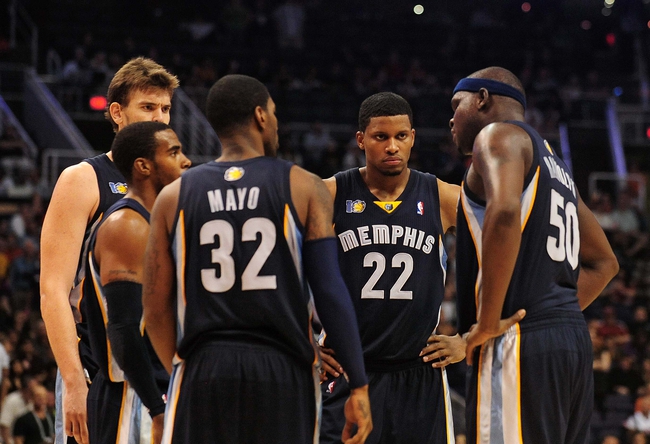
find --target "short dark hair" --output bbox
[105,57,179,132]
[206,74,270,137]
[358,92,413,132]
[111,121,172,182]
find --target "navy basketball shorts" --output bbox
[162,340,320,444]
[465,312,593,444]
[87,372,152,444]
[320,364,455,443]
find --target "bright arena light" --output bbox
[414,4,424,15]
[604,0,615,6]
[521,2,531,13]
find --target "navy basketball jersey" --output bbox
[456,121,581,334]
[328,168,448,367]
[84,198,167,385]
[172,157,317,367]
[74,153,127,378]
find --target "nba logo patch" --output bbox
[109,182,128,194]
[327,381,336,394]
[417,201,424,215]
[224,166,245,181]
[346,200,366,213]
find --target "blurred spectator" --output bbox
[9,238,40,312]
[341,137,364,170]
[61,47,90,85]
[625,396,650,437]
[181,15,216,42]
[598,305,632,347]
[273,0,305,50]
[609,353,645,396]
[2,359,24,403]
[302,122,336,174]
[0,375,34,444]
[611,189,649,258]
[12,383,54,444]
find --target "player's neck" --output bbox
[361,167,410,201]
[217,135,265,161]
[124,186,157,213]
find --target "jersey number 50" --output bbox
[200,218,277,293]
[546,189,580,270]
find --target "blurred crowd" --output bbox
[0,0,649,442]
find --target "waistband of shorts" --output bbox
[517,310,587,333]
[363,357,428,373]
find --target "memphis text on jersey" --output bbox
[338,224,436,254]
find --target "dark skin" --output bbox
[449,72,619,365]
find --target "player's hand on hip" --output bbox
[64,380,89,444]
[342,385,372,444]
[465,309,526,366]
[420,333,466,368]
[319,346,344,380]
[151,413,164,444]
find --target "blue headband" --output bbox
[453,78,526,109]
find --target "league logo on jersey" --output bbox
[346,200,366,213]
[326,380,336,394]
[224,166,245,182]
[108,182,128,194]
[417,201,424,215]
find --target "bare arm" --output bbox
[40,162,98,444]
[437,179,460,234]
[143,180,181,374]
[464,125,528,364]
[575,196,619,309]
[473,125,526,334]
[96,211,149,285]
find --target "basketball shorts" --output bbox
[162,340,320,444]
[320,363,455,443]
[87,372,153,444]
[465,312,593,444]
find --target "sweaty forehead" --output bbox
[366,114,412,132]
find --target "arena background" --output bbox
[1,1,650,442]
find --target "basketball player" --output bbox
[318,92,524,444]
[84,122,190,444]
[40,57,179,444]
[142,74,372,443]
[450,66,619,443]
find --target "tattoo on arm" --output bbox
[358,399,370,418]
[108,269,138,279]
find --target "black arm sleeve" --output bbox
[303,238,368,389]
[104,281,166,417]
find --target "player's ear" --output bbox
[133,157,151,177]
[254,105,266,130]
[356,131,365,151]
[477,88,490,110]
[109,102,124,127]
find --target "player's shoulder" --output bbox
[99,206,149,242]
[58,159,98,186]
